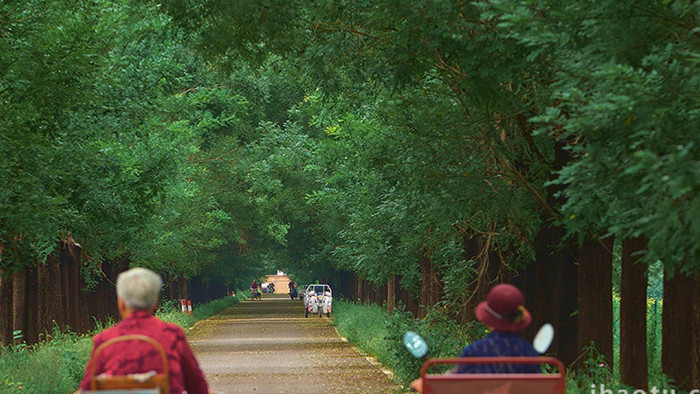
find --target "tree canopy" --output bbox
[2,0,699,300]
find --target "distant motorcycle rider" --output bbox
[288,280,297,300]
[250,280,260,300]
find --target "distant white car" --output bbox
[303,284,332,318]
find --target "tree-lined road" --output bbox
[190,294,397,393]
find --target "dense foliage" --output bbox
[2,0,699,388]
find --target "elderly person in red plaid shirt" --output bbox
[79,268,209,394]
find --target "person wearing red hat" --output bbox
[410,284,539,392]
[453,283,539,374]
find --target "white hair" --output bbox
[116,268,162,310]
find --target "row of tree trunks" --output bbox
[350,275,389,306]
[189,276,229,303]
[1,246,237,347]
[0,243,128,346]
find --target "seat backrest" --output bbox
[87,335,169,394]
[421,357,565,394]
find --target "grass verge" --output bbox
[332,299,482,389]
[0,293,244,393]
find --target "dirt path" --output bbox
[189,293,398,393]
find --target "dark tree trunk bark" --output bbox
[24,267,38,344]
[36,260,51,336]
[578,236,614,368]
[387,275,396,312]
[372,283,387,305]
[355,276,362,302]
[662,268,694,391]
[457,233,480,324]
[691,273,700,390]
[167,273,175,301]
[524,221,579,367]
[178,276,188,301]
[521,140,579,367]
[0,269,13,345]
[49,255,64,327]
[455,234,498,322]
[60,243,81,331]
[462,238,504,325]
[619,236,648,390]
[347,272,358,300]
[11,270,27,344]
[396,275,420,316]
[60,254,71,328]
[418,250,442,318]
[78,273,91,332]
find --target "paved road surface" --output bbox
[189,293,398,393]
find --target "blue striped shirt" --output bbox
[455,331,541,374]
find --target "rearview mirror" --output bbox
[533,323,554,354]
[403,331,428,358]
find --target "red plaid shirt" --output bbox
[80,311,209,394]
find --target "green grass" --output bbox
[333,300,392,365]
[0,293,243,393]
[333,299,483,389]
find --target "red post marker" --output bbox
[180,299,187,313]
[187,300,192,316]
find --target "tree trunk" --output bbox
[524,221,579,367]
[0,270,12,345]
[462,236,504,323]
[11,270,27,344]
[458,234,480,324]
[59,240,81,331]
[178,276,188,301]
[167,273,175,301]
[36,258,58,336]
[387,275,396,312]
[372,282,387,305]
[662,268,694,390]
[522,140,580,367]
[418,250,442,318]
[619,236,648,390]
[691,273,700,390]
[24,267,39,344]
[60,243,81,331]
[49,254,65,328]
[578,236,614,368]
[396,276,420,316]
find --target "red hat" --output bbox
[475,284,532,332]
